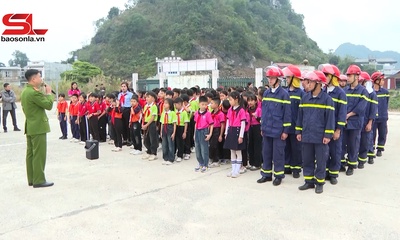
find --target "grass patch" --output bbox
[389,90,400,110]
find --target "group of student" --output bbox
[56,63,390,194]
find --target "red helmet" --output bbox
[314,70,327,84]
[300,71,308,80]
[265,66,284,77]
[359,71,371,82]
[371,71,385,81]
[346,65,362,75]
[331,65,341,77]
[318,64,335,75]
[282,65,301,78]
[339,74,348,81]
[304,71,319,81]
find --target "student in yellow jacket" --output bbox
[20,69,54,188]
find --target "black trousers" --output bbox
[130,122,142,151]
[2,108,18,130]
[189,117,195,148]
[209,127,221,163]
[144,122,158,155]
[88,116,100,141]
[175,126,185,158]
[241,132,249,166]
[98,115,108,142]
[122,108,131,142]
[79,116,88,142]
[248,125,262,167]
[184,121,193,154]
[113,118,123,148]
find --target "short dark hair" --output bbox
[121,82,129,87]
[166,90,174,96]
[89,92,99,98]
[173,88,181,95]
[3,83,10,88]
[71,94,79,98]
[146,91,157,100]
[160,88,167,93]
[222,99,230,110]
[181,94,189,102]
[58,93,65,98]
[174,97,183,104]
[25,69,40,81]
[131,96,138,101]
[79,92,87,100]
[186,89,194,97]
[211,97,221,106]
[199,96,208,103]
[106,93,116,99]
[205,92,214,99]
[164,98,175,111]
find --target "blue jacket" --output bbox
[296,91,335,144]
[261,86,291,138]
[362,90,378,131]
[286,87,304,134]
[375,87,389,122]
[327,86,347,130]
[345,84,369,130]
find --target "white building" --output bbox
[25,61,73,83]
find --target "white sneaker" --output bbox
[108,140,114,145]
[129,150,136,154]
[134,150,143,155]
[112,147,122,152]
[176,157,183,162]
[130,145,135,149]
[162,161,168,165]
[165,161,173,165]
[79,141,85,145]
[191,147,195,153]
[184,154,190,160]
[74,138,80,143]
[142,154,151,160]
[70,138,74,142]
[210,162,220,168]
[148,155,157,161]
[240,168,247,174]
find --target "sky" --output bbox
[0,0,399,65]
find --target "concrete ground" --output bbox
[0,103,399,240]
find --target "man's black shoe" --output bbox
[14,128,21,131]
[315,185,323,194]
[33,182,54,188]
[28,183,33,186]
[330,177,338,185]
[368,157,374,164]
[293,172,300,178]
[376,150,382,157]
[62,136,68,140]
[339,166,346,172]
[346,167,354,176]
[257,176,272,183]
[325,174,331,180]
[59,136,64,139]
[358,162,365,169]
[4,129,7,133]
[298,183,315,190]
[272,178,282,186]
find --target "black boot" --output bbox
[339,165,346,172]
[330,177,338,185]
[299,183,315,190]
[376,150,382,157]
[273,178,282,186]
[346,167,354,176]
[358,162,365,169]
[315,185,323,194]
[257,176,272,183]
[292,172,300,178]
[284,168,292,174]
[368,157,374,164]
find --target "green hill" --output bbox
[75,0,327,79]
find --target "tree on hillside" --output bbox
[60,61,103,83]
[8,50,29,68]
[107,7,120,20]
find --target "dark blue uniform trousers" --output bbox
[302,143,328,185]
[342,129,361,168]
[359,130,372,163]
[327,135,342,178]
[284,134,302,173]
[261,136,285,179]
[373,121,388,151]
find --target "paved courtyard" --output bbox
[0,103,399,240]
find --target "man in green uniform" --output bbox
[21,69,54,188]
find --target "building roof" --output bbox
[0,66,21,71]
[388,71,400,79]
[355,58,397,64]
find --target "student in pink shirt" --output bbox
[247,93,262,171]
[224,91,247,178]
[194,96,214,173]
[209,97,226,168]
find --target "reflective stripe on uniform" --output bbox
[377,94,390,97]
[331,98,347,105]
[329,170,339,175]
[283,123,291,127]
[304,176,314,180]
[274,171,284,175]
[299,103,335,111]
[261,168,272,174]
[290,95,302,100]
[290,166,302,170]
[263,97,290,104]
[358,157,367,162]
[325,130,334,134]
[315,177,325,183]
[346,93,369,101]
[337,121,346,126]
[295,126,302,131]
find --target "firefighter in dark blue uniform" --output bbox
[342,65,369,176]
[282,65,304,178]
[339,74,348,89]
[319,64,347,185]
[358,72,378,169]
[296,71,335,194]
[371,72,389,160]
[258,66,291,186]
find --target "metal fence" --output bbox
[137,79,160,91]
[217,77,255,88]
